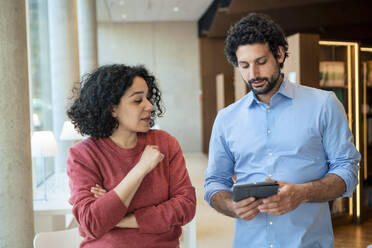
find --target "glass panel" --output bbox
[28,0,54,192]
[319,43,356,217]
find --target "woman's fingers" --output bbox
[91,185,107,198]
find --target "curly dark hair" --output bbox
[225,13,288,68]
[67,64,164,138]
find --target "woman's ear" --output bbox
[111,106,118,118]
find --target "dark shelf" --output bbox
[320,85,348,89]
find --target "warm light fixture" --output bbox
[361,47,372,52]
[354,43,360,218]
[173,6,179,12]
[60,121,83,141]
[361,47,372,183]
[319,41,361,218]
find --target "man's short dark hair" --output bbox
[225,13,289,68]
[67,64,164,138]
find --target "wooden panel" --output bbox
[282,33,320,88]
[207,0,372,39]
[199,37,234,153]
[282,33,302,83]
[216,74,225,111]
[299,34,320,88]
[234,67,247,101]
[228,0,342,13]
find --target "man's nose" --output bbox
[248,64,259,80]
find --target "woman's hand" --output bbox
[116,213,138,228]
[137,145,164,174]
[91,184,107,198]
[91,185,139,228]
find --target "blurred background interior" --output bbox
[1,0,372,247]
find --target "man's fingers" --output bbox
[258,201,279,211]
[234,199,262,217]
[262,194,280,204]
[233,197,255,208]
[240,209,260,220]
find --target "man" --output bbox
[204,13,360,248]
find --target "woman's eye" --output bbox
[257,59,266,65]
[134,99,142,103]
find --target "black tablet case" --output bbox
[232,181,279,202]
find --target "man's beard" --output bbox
[245,68,281,95]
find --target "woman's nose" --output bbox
[145,98,154,111]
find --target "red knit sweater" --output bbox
[67,130,196,248]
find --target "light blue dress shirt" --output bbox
[204,78,360,248]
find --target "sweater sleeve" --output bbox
[134,136,196,234]
[67,144,128,239]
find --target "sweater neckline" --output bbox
[102,132,146,156]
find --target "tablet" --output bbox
[232,181,279,202]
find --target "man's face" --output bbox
[236,43,284,96]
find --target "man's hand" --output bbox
[232,197,263,221]
[258,179,307,215]
[210,190,262,221]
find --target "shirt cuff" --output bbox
[99,190,128,221]
[204,182,232,207]
[327,167,358,198]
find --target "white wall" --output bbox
[98,21,202,152]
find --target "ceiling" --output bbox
[96,0,214,22]
[198,0,372,45]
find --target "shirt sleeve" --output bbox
[204,111,235,206]
[321,92,361,197]
[67,145,128,239]
[134,136,196,234]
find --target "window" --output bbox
[29,0,54,194]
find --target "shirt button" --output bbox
[268,174,272,177]
[267,130,271,134]
[267,109,271,112]
[270,245,274,248]
[269,153,272,156]
[269,221,273,225]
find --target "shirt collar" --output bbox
[246,74,295,108]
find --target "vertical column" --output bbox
[48,0,80,173]
[78,0,98,76]
[0,0,34,247]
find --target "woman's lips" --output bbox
[141,117,151,123]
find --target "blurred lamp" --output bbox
[32,131,59,158]
[60,120,83,141]
[31,131,59,200]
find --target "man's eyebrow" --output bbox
[238,55,267,65]
[255,55,267,61]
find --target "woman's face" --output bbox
[112,76,154,135]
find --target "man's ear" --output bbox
[277,46,285,64]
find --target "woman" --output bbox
[66,64,196,248]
